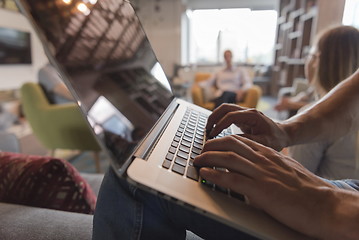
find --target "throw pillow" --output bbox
[0,152,96,214]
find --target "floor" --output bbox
[259,95,279,120]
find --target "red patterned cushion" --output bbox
[0,152,96,214]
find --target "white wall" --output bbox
[134,0,183,77]
[0,8,48,90]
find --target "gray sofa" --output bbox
[0,173,103,240]
[0,170,202,240]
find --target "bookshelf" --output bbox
[270,0,346,96]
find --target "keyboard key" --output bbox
[184,131,194,138]
[194,137,203,144]
[193,142,203,150]
[166,153,174,161]
[172,163,185,175]
[183,136,192,142]
[196,132,204,138]
[199,117,206,122]
[173,136,181,142]
[192,147,201,155]
[171,141,179,148]
[186,166,199,181]
[181,140,191,148]
[198,122,205,127]
[187,125,195,131]
[168,146,176,154]
[197,126,205,132]
[191,152,199,159]
[174,157,187,167]
[162,160,171,169]
[189,159,194,166]
[177,150,188,160]
[189,119,196,125]
[179,145,190,153]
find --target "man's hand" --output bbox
[194,135,341,239]
[206,104,288,151]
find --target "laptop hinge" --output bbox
[134,99,179,160]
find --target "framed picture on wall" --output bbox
[0,27,32,64]
[0,0,19,12]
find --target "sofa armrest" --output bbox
[81,173,104,197]
[0,202,93,240]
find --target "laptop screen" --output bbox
[17,0,174,172]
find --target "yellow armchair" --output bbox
[191,72,262,110]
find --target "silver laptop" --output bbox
[16,0,305,239]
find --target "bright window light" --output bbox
[342,0,359,28]
[187,8,277,65]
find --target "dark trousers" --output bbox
[214,91,237,109]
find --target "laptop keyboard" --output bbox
[162,108,209,179]
[162,108,244,201]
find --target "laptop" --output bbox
[16,0,305,239]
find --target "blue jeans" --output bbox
[93,167,258,240]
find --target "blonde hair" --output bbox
[315,26,359,94]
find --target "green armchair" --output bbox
[20,82,102,172]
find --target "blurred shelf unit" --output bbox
[270,0,345,96]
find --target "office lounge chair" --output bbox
[191,72,262,110]
[20,82,102,173]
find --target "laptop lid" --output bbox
[16,0,175,174]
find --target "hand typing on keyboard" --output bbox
[193,133,341,239]
[205,104,287,151]
[162,108,233,185]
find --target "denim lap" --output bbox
[93,167,258,240]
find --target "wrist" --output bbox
[276,121,294,148]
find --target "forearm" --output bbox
[319,188,359,240]
[286,100,307,111]
[280,70,359,147]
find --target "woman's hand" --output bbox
[206,104,289,151]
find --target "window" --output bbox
[184,8,278,65]
[343,0,359,28]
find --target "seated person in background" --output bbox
[274,84,315,118]
[288,25,359,179]
[198,50,252,108]
[38,62,74,104]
